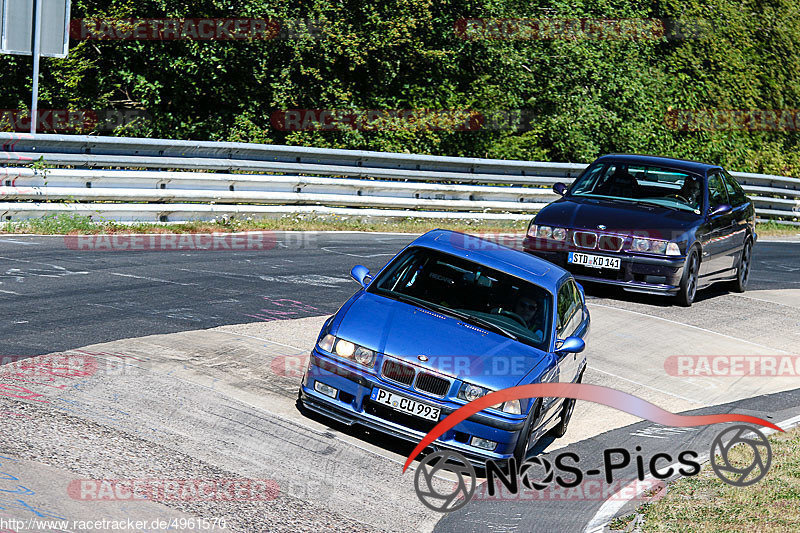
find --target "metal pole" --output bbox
[30,0,43,134]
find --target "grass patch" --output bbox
[638,426,800,532]
[0,213,529,235]
[755,220,800,237]
[1,213,796,238]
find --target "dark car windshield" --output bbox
[368,246,553,350]
[570,162,703,213]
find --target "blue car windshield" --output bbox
[369,246,552,350]
[570,162,702,213]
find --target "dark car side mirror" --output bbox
[350,265,372,288]
[555,336,585,356]
[708,204,732,217]
[553,183,568,196]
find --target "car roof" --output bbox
[595,154,722,175]
[408,229,569,291]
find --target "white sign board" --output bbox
[1,0,70,57]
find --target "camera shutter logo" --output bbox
[519,456,554,490]
[414,451,476,512]
[710,425,772,487]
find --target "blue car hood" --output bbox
[332,291,549,390]
[537,196,698,237]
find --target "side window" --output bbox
[557,281,582,338]
[722,171,748,206]
[707,174,729,210]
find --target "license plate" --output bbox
[568,252,621,270]
[370,388,440,421]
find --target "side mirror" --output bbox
[555,336,585,356]
[709,204,732,217]
[553,183,568,196]
[350,265,372,288]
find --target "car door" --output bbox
[548,279,587,412]
[699,172,738,277]
[722,170,751,253]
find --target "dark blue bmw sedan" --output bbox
[298,230,589,465]
[523,154,756,306]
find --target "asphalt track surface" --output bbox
[0,232,798,532]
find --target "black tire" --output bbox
[676,248,700,307]
[550,370,584,438]
[731,238,753,293]
[512,399,542,466]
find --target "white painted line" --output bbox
[0,238,40,245]
[320,246,397,258]
[730,293,800,308]
[589,365,706,405]
[583,412,800,533]
[108,272,199,287]
[588,303,792,354]
[215,328,318,353]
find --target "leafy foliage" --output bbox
[1,0,798,174]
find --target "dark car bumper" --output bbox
[298,350,527,464]
[522,237,687,295]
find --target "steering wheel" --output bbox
[491,308,529,328]
[666,193,689,203]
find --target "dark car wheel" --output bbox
[550,369,584,438]
[676,248,700,307]
[512,399,542,465]
[731,238,753,293]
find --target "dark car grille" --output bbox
[598,235,624,252]
[415,372,450,397]
[382,359,415,385]
[573,231,598,249]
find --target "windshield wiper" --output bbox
[424,303,520,342]
[380,290,520,341]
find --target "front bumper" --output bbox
[523,236,687,295]
[298,350,526,464]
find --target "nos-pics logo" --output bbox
[414,424,772,512]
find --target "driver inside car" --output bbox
[512,295,545,343]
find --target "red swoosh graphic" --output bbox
[402,383,782,473]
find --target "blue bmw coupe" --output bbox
[523,154,756,306]
[298,230,589,465]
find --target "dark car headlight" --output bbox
[627,237,681,256]
[317,334,376,368]
[528,224,567,241]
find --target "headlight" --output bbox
[551,227,567,241]
[630,237,671,254]
[458,382,489,402]
[650,240,667,254]
[501,399,521,414]
[527,224,538,238]
[354,346,375,366]
[317,334,335,352]
[537,225,553,239]
[666,242,681,256]
[632,237,650,252]
[490,399,522,414]
[335,339,356,358]
[317,335,376,368]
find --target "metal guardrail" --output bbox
[0,132,798,223]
